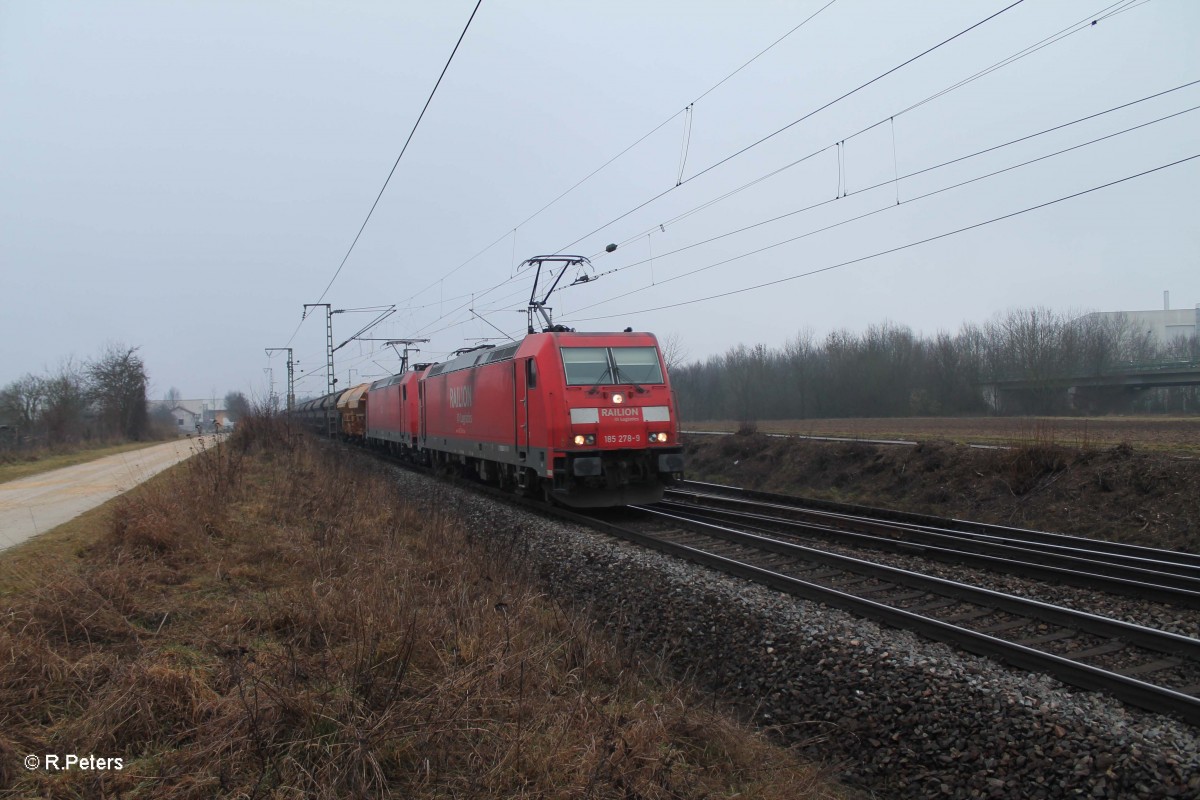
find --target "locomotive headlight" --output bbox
[573,434,596,446]
[574,434,585,446]
[652,432,669,442]
[612,393,624,404]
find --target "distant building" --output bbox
[1081,303,1199,347]
[166,399,226,434]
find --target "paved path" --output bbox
[0,437,215,553]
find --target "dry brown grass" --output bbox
[0,415,847,799]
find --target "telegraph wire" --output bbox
[284,0,485,347]
[565,154,1200,324]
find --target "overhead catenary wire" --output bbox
[423,99,1165,343]
[399,0,843,306]
[577,0,1145,263]
[568,103,1200,317]
[397,69,1192,350]
[395,0,1051,342]
[567,89,1200,296]
[322,0,1161,362]
[418,36,1187,342]
[421,0,1152,356]
[283,0,485,347]
[563,154,1200,324]
[894,0,1141,119]
[421,124,1198,346]
[555,0,1029,254]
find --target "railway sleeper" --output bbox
[1116,657,1184,677]
[1015,629,1078,646]
[977,618,1035,634]
[941,608,996,624]
[1069,641,1129,660]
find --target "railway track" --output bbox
[561,500,1200,726]
[355,443,1200,724]
[664,480,1200,608]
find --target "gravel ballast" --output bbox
[389,464,1200,799]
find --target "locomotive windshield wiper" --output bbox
[613,366,646,394]
[587,367,613,395]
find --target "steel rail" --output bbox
[638,506,1200,658]
[557,503,1200,726]
[656,497,1200,607]
[665,492,1200,582]
[677,479,1200,570]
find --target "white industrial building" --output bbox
[1081,293,1198,347]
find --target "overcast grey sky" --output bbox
[2,0,1197,402]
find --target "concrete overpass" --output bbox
[983,360,1200,412]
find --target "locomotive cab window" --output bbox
[562,346,664,386]
[611,347,664,384]
[562,348,609,385]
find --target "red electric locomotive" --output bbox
[419,330,684,507]
[354,255,684,506]
[365,364,428,458]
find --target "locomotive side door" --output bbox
[418,380,426,444]
[515,358,531,458]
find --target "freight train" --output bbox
[296,329,684,507]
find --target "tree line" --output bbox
[669,307,1200,421]
[0,344,151,448]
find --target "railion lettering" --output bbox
[600,407,640,418]
[449,386,473,409]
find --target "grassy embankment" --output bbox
[684,416,1200,455]
[0,416,847,798]
[0,440,165,485]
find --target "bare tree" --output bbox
[659,332,689,373]
[0,374,46,432]
[783,328,816,419]
[41,359,88,444]
[87,344,149,440]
